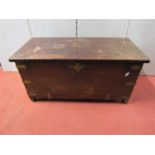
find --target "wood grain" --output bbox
[9,38,150,62]
[9,38,150,103]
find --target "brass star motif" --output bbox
[70,62,85,72]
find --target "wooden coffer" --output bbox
[9,38,150,103]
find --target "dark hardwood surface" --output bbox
[9,37,150,102]
[9,38,150,63]
[16,60,143,102]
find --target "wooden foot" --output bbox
[121,98,129,104]
[29,96,37,102]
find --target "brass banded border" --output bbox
[16,64,27,69]
[130,65,141,70]
[23,80,31,84]
[125,82,134,86]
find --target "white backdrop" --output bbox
[0,19,154,75]
[0,19,31,71]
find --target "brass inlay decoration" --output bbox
[33,46,41,53]
[85,87,94,95]
[125,82,134,86]
[106,93,110,100]
[71,41,79,48]
[69,62,85,72]
[47,92,51,99]
[52,43,65,49]
[130,65,141,70]
[24,80,31,84]
[16,64,27,69]
[97,49,104,53]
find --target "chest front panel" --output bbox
[16,60,143,102]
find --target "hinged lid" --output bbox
[9,38,150,63]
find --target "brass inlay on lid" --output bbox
[33,46,42,53]
[52,43,65,49]
[71,41,79,48]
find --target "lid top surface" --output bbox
[9,38,150,62]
